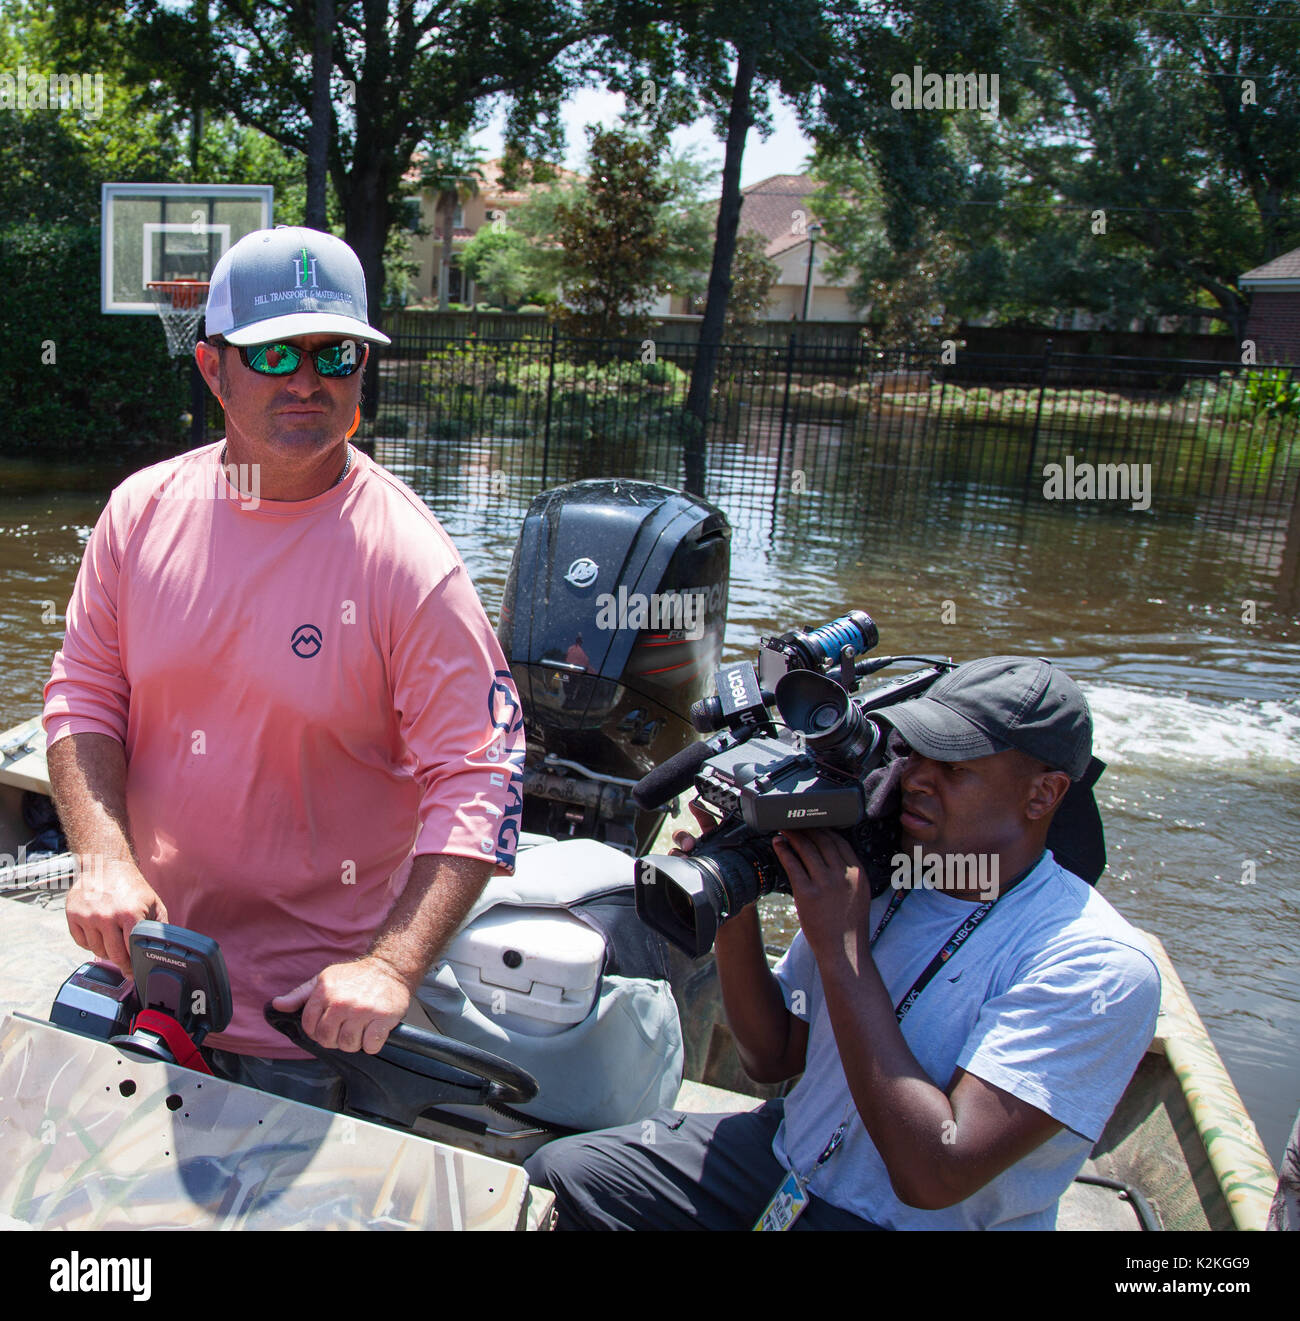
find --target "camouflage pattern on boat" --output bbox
[0,1013,539,1230]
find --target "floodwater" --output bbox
[1,437,1297,1169]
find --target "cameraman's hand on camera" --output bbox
[668,798,723,857]
[272,955,412,1054]
[66,857,169,975]
[773,829,872,963]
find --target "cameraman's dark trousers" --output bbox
[524,1098,882,1231]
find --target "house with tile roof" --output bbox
[1240,248,1300,364]
[401,161,860,320]
[656,172,864,322]
[405,158,581,306]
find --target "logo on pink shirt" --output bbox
[291,624,322,658]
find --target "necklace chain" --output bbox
[219,443,352,490]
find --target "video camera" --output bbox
[632,612,953,957]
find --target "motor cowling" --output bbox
[497,479,731,853]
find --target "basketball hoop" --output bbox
[147,280,210,357]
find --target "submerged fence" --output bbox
[358,330,1300,528]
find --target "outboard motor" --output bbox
[497,479,731,854]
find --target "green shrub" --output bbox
[420,345,687,440]
[638,359,687,390]
[0,223,188,453]
[1243,367,1300,417]
[373,412,411,436]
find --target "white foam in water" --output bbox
[1085,684,1300,771]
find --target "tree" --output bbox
[604,0,1008,488]
[548,126,672,341]
[458,135,712,315]
[459,224,551,309]
[0,6,344,451]
[305,0,334,227]
[543,125,711,341]
[812,155,960,341]
[419,144,487,310]
[0,9,302,450]
[720,230,779,339]
[1008,0,1300,338]
[709,230,779,408]
[459,171,577,308]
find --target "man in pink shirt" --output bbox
[43,227,524,1107]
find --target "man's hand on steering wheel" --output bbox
[272,955,412,1054]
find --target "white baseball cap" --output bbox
[205,225,391,346]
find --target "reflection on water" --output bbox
[1,436,1296,1167]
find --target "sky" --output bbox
[470,85,817,194]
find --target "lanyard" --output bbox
[870,887,998,1022]
[788,890,995,1187]
[782,1101,854,1206]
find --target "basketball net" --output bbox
[147,280,210,358]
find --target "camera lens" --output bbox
[665,881,700,931]
[807,701,841,732]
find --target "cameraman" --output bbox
[525,656,1161,1229]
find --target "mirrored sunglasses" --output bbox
[237,340,367,378]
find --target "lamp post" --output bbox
[801,222,822,321]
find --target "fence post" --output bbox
[1024,337,1054,486]
[541,322,558,485]
[774,332,797,505]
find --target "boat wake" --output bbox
[1085,684,1300,771]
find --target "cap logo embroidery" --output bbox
[294,248,319,288]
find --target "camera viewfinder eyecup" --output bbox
[774,669,882,772]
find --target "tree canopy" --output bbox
[813,0,1300,338]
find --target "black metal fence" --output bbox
[358,330,1300,528]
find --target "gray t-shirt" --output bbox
[771,850,1161,1229]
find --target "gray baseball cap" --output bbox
[205,225,391,346]
[877,655,1096,780]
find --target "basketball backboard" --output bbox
[101,183,274,315]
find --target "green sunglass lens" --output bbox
[252,344,300,374]
[317,343,360,376]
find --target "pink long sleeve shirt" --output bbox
[43,442,525,1057]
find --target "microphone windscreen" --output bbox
[632,740,715,811]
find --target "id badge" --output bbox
[753,1169,810,1232]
